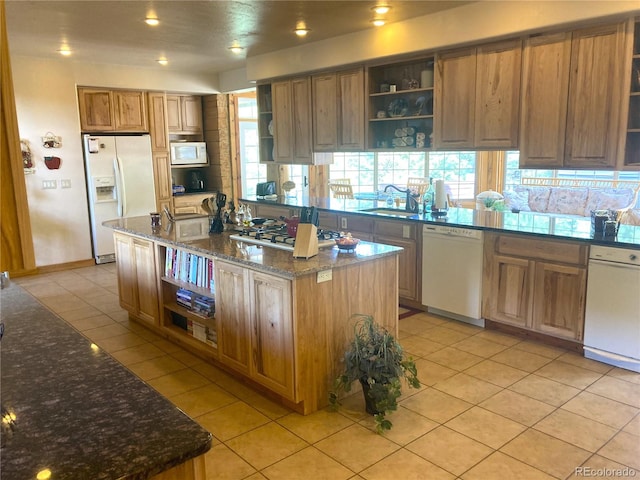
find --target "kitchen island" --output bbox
[104,216,403,415]
[0,281,212,480]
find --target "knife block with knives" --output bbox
[293,206,320,259]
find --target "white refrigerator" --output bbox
[83,134,157,263]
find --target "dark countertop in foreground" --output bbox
[0,283,212,480]
[104,216,403,278]
[243,196,640,249]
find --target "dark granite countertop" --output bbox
[0,283,212,480]
[103,216,403,279]
[242,196,640,249]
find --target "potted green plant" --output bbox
[329,314,420,433]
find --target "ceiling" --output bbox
[5,1,473,75]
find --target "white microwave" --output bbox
[170,142,208,166]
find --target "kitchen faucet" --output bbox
[383,185,420,213]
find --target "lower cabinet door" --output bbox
[133,237,159,323]
[216,261,251,374]
[114,233,137,313]
[532,261,586,341]
[249,271,295,400]
[486,254,532,328]
[114,233,158,326]
[374,235,417,301]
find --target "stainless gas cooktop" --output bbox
[229,224,340,252]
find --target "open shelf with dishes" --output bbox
[158,245,217,354]
[367,57,435,150]
[257,84,274,163]
[624,20,640,168]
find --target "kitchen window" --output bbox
[236,94,267,197]
[330,151,477,201]
[504,151,640,209]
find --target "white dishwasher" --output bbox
[422,225,484,327]
[584,245,640,372]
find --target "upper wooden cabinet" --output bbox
[520,22,629,169]
[519,32,571,168]
[78,88,148,132]
[271,77,313,163]
[166,95,203,134]
[434,39,521,150]
[148,92,169,151]
[312,68,365,151]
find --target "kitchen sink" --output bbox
[361,208,419,217]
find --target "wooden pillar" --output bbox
[0,1,36,275]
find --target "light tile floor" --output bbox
[14,264,640,480]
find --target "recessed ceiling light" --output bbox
[157,58,168,66]
[145,17,159,26]
[57,46,72,56]
[371,18,386,27]
[372,5,391,15]
[295,21,310,37]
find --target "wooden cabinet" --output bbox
[148,92,169,151]
[374,219,419,302]
[78,88,147,132]
[531,261,587,339]
[271,77,313,163]
[312,68,365,151]
[216,260,250,374]
[367,58,434,150]
[434,39,521,149]
[216,260,295,399]
[167,95,203,134]
[148,92,172,212]
[249,271,294,398]
[520,22,628,168]
[622,20,640,169]
[114,233,159,326]
[173,193,212,215]
[519,32,571,168]
[78,88,115,131]
[483,233,587,342]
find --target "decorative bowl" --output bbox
[335,237,360,251]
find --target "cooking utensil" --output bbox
[209,192,227,234]
[201,198,213,215]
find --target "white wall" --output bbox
[11,56,220,267]
[246,0,640,80]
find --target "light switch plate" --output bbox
[60,179,71,188]
[42,180,57,189]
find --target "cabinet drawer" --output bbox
[374,219,416,239]
[318,211,338,230]
[495,234,587,266]
[338,214,374,234]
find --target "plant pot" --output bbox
[359,378,381,415]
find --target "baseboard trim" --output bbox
[485,319,583,353]
[13,258,97,277]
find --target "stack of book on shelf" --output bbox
[165,247,215,293]
[176,288,215,318]
[187,319,218,347]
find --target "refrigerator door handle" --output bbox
[113,156,126,217]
